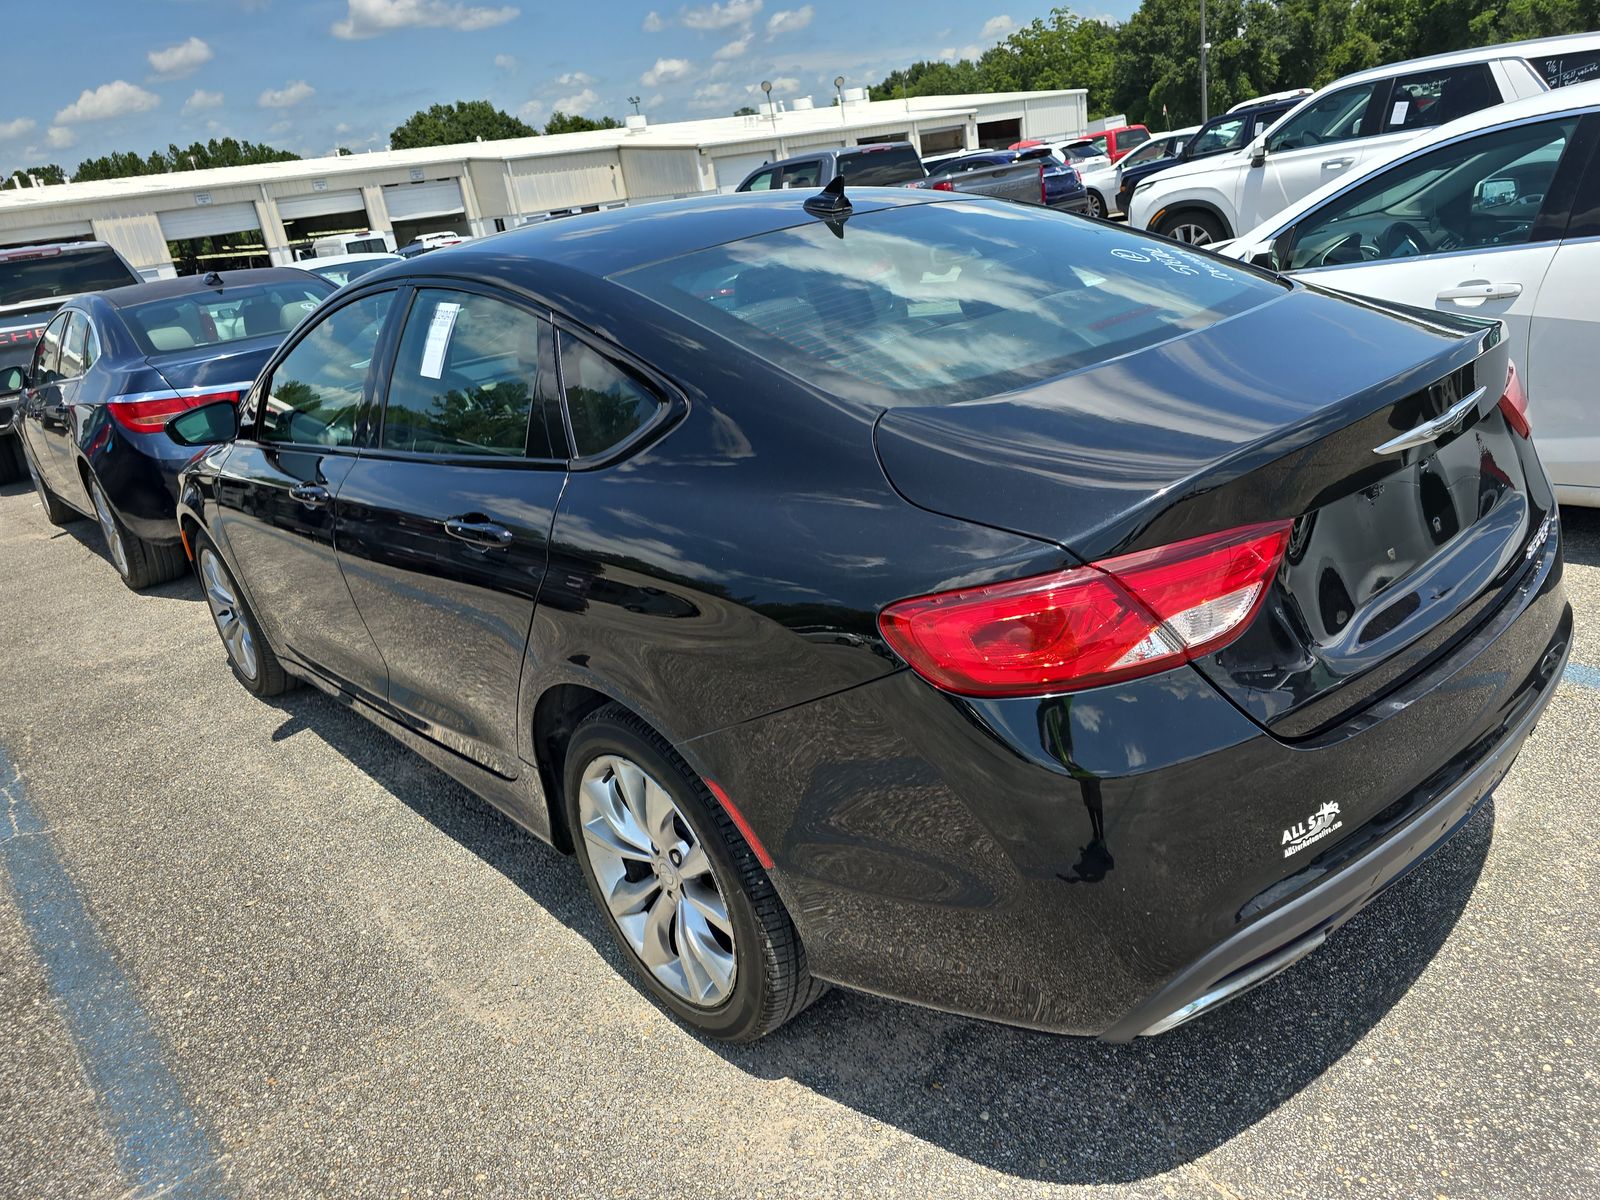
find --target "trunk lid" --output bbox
[146,334,280,394]
[874,285,1548,736]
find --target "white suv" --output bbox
[1128,43,1554,245]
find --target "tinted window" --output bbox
[0,247,138,307]
[559,332,662,457]
[839,145,925,185]
[1268,82,1379,151]
[259,291,393,447]
[123,280,332,354]
[32,312,67,382]
[1118,128,1150,150]
[309,258,394,288]
[1120,139,1172,168]
[1286,118,1575,270]
[781,161,822,189]
[58,312,89,378]
[619,203,1286,406]
[1188,116,1249,156]
[743,168,778,191]
[1530,48,1600,88]
[382,290,558,458]
[1381,64,1498,134]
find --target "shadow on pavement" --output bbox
[1561,505,1599,569]
[262,684,1492,1187]
[49,516,205,605]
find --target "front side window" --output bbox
[1121,140,1170,168]
[743,168,777,191]
[1381,64,1498,134]
[122,280,332,354]
[1285,117,1576,271]
[32,312,68,383]
[259,291,394,447]
[559,332,663,457]
[1188,116,1249,157]
[1267,82,1380,152]
[58,312,89,378]
[381,290,560,458]
[618,202,1286,406]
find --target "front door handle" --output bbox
[288,483,330,507]
[1436,281,1523,303]
[444,516,513,549]
[1321,157,1354,170]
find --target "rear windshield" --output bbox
[616,202,1285,405]
[0,247,139,307]
[839,145,925,185]
[1118,128,1150,149]
[121,280,332,354]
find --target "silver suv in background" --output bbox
[1128,42,1557,245]
[734,143,927,191]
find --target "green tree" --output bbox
[71,138,297,182]
[543,111,622,135]
[388,100,537,149]
[733,105,759,115]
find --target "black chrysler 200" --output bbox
[169,187,1570,1042]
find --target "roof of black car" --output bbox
[92,267,328,308]
[403,187,955,280]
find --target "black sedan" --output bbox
[169,187,1569,1041]
[13,269,332,588]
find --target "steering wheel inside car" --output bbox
[1376,221,1430,260]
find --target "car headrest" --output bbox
[145,326,195,351]
[280,299,318,329]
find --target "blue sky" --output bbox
[0,0,1137,172]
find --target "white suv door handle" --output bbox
[1437,282,1523,302]
[1322,157,1354,170]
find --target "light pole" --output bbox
[1199,0,1210,122]
[834,75,845,125]
[628,95,641,116]
[761,79,775,131]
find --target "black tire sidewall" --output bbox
[1161,209,1227,245]
[193,532,279,696]
[564,711,776,1040]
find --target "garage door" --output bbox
[713,150,778,192]
[0,219,95,248]
[158,202,261,241]
[277,189,366,221]
[382,180,464,220]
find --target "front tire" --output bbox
[1086,190,1107,219]
[1157,209,1229,246]
[565,703,824,1041]
[87,475,187,590]
[194,532,292,696]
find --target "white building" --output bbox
[0,90,1087,277]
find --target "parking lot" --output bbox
[2,473,1598,1199]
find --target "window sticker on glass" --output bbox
[419,301,462,379]
[1390,101,1409,125]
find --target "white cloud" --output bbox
[647,93,664,107]
[689,82,731,109]
[642,10,664,31]
[332,0,519,39]
[268,119,291,135]
[766,5,812,36]
[556,71,595,86]
[47,126,76,149]
[259,80,316,108]
[183,89,225,114]
[147,36,213,79]
[713,33,750,59]
[335,121,353,134]
[942,43,983,61]
[494,53,518,71]
[681,0,761,30]
[551,87,599,113]
[0,117,36,141]
[750,75,798,93]
[980,15,1015,39]
[55,81,161,123]
[641,57,692,86]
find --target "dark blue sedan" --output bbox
[15,268,333,588]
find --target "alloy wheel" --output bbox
[90,480,129,577]
[1168,222,1215,246]
[1088,192,1105,219]
[199,548,259,680]
[578,754,736,1007]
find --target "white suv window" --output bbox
[1267,82,1380,152]
[1380,64,1498,134]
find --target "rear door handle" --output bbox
[1436,282,1523,302]
[288,483,330,507]
[444,516,513,549]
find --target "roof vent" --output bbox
[842,86,868,104]
[626,113,648,131]
[792,96,815,111]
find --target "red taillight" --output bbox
[879,521,1293,697]
[930,180,956,191]
[107,389,241,434]
[1498,360,1530,438]
[1040,164,1048,205]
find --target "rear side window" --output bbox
[259,291,394,447]
[558,332,663,457]
[1381,64,1498,134]
[122,280,332,354]
[839,145,925,185]
[617,203,1286,406]
[781,161,822,189]
[0,247,138,307]
[1530,48,1600,88]
[381,290,561,458]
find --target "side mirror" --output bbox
[1250,135,1268,169]
[164,398,239,447]
[0,364,25,395]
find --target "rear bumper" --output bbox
[683,524,1569,1036]
[87,425,187,543]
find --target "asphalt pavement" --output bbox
[2,475,1598,1199]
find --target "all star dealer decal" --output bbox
[1282,802,1343,858]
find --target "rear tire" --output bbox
[22,447,81,526]
[565,703,825,1041]
[0,435,24,485]
[1157,209,1229,246]
[193,531,293,696]
[87,474,186,590]
[1086,190,1107,219]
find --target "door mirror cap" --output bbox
[165,399,240,447]
[0,364,26,395]
[1250,136,1268,168]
